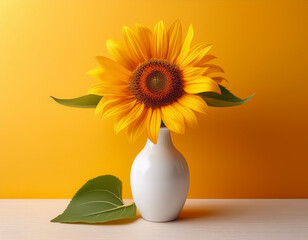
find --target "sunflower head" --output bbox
[130,59,183,108]
[88,20,224,143]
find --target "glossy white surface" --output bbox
[1,199,308,240]
[130,128,190,222]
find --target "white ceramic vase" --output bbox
[130,127,189,222]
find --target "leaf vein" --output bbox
[83,189,124,204]
[81,204,133,217]
[79,200,119,207]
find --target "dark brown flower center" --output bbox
[130,59,183,108]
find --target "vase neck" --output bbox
[147,127,172,147]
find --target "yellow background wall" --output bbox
[1,0,308,199]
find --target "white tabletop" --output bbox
[0,199,307,240]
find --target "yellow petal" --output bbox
[106,39,137,71]
[203,64,225,75]
[152,20,168,59]
[88,56,131,84]
[87,67,130,84]
[88,83,130,96]
[114,103,144,135]
[176,24,194,66]
[136,24,152,59]
[195,55,217,66]
[86,68,104,79]
[177,94,208,114]
[161,105,185,134]
[102,99,136,120]
[167,20,182,63]
[123,26,147,63]
[95,96,119,116]
[127,108,148,143]
[96,56,131,76]
[182,67,207,81]
[183,76,221,94]
[211,76,228,84]
[180,43,213,68]
[172,101,198,129]
[146,108,161,144]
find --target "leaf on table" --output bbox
[51,94,102,108]
[199,84,255,107]
[51,175,136,223]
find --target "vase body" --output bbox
[130,127,189,222]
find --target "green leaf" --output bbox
[51,94,102,108]
[199,85,255,107]
[51,175,136,223]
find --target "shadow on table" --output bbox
[62,203,238,225]
[177,207,228,221]
[98,216,140,225]
[101,206,227,223]
[99,207,226,224]
[102,209,225,224]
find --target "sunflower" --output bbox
[87,20,224,143]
